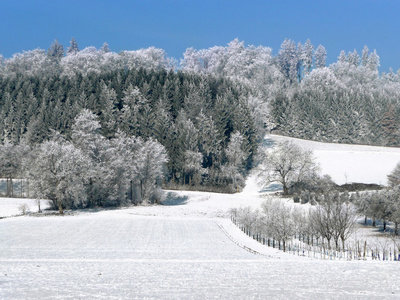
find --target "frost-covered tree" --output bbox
[137,139,168,204]
[67,37,79,55]
[361,45,369,67]
[388,162,400,187]
[99,83,119,138]
[314,45,327,68]
[61,46,102,77]
[100,42,110,53]
[183,150,204,186]
[277,39,298,83]
[196,110,221,168]
[367,49,380,71]
[0,143,29,196]
[71,109,111,207]
[261,198,296,252]
[27,133,88,213]
[347,50,360,67]
[47,39,64,61]
[3,49,53,77]
[387,188,400,235]
[120,84,154,138]
[302,39,314,76]
[338,50,347,64]
[257,141,319,195]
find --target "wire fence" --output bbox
[231,214,400,261]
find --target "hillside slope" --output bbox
[266,134,400,185]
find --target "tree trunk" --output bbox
[283,184,289,195]
[335,238,339,251]
[130,180,134,204]
[58,199,63,214]
[6,178,10,197]
[383,220,387,231]
[364,215,367,225]
[341,237,345,253]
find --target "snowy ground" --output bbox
[1,136,400,299]
[1,185,400,299]
[1,207,400,299]
[266,134,400,185]
[0,198,50,218]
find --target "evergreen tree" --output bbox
[314,45,327,68]
[302,39,314,76]
[67,37,79,55]
[100,42,110,53]
[361,45,369,67]
[47,39,64,61]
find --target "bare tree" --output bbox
[257,141,319,195]
[311,191,356,251]
[262,198,296,251]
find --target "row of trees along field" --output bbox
[232,194,400,259]
[253,141,400,238]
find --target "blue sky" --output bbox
[0,0,399,72]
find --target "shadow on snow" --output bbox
[161,192,189,206]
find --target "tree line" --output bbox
[232,192,356,253]
[181,39,400,147]
[0,39,260,197]
[1,110,167,212]
[1,37,400,207]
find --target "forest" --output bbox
[0,37,400,210]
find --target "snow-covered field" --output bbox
[266,134,400,185]
[1,185,400,299]
[0,198,50,218]
[1,136,400,299]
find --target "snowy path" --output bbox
[1,209,400,299]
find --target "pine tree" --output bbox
[67,37,79,55]
[314,45,327,68]
[368,50,380,71]
[361,45,369,67]
[302,39,314,76]
[99,83,118,138]
[277,39,298,83]
[381,104,398,146]
[47,39,64,61]
[338,50,347,64]
[100,42,110,53]
[347,50,360,67]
